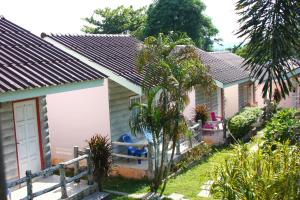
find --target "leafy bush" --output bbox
[228,107,262,139]
[87,134,112,191]
[172,143,211,172]
[194,104,209,125]
[211,142,300,199]
[264,108,300,145]
[261,100,278,123]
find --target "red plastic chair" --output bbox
[210,112,223,121]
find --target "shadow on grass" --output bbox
[104,176,150,194]
[104,144,233,197]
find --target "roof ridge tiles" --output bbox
[41,32,132,38]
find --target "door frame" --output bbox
[12,97,44,178]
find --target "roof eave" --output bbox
[222,77,251,88]
[44,36,142,95]
[0,79,103,103]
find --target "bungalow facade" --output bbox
[194,50,255,119]
[42,34,259,162]
[0,17,105,181]
[41,34,145,161]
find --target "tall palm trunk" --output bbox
[160,102,181,196]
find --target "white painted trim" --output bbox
[223,77,251,88]
[0,79,103,103]
[217,87,222,116]
[44,37,142,95]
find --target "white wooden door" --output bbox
[13,99,41,178]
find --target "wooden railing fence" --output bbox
[6,147,93,200]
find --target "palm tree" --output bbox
[131,32,216,194]
[236,0,300,99]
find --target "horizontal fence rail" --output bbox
[6,146,94,200]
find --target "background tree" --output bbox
[226,44,248,58]
[130,33,216,194]
[144,0,219,51]
[236,0,300,99]
[82,6,147,39]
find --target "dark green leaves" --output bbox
[236,0,300,99]
[82,6,147,39]
[144,0,219,51]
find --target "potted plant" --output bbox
[194,104,209,125]
[87,134,112,191]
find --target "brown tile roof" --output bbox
[43,33,144,86]
[196,50,250,85]
[0,17,106,94]
[42,33,250,87]
[209,51,245,67]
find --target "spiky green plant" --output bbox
[211,142,300,199]
[87,134,112,191]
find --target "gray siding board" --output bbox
[195,86,219,114]
[38,96,51,169]
[108,80,136,142]
[0,102,18,181]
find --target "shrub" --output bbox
[264,108,300,145]
[211,142,300,200]
[172,143,211,172]
[194,104,209,124]
[87,134,112,191]
[228,107,262,139]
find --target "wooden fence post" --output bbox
[26,170,33,200]
[59,164,68,199]
[73,146,80,183]
[147,143,154,180]
[176,141,181,155]
[85,148,94,185]
[198,120,203,142]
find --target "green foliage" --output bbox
[87,134,112,191]
[82,6,147,39]
[144,0,218,51]
[261,100,278,123]
[264,108,300,145]
[211,142,300,200]
[132,32,216,194]
[172,143,210,172]
[228,107,263,139]
[194,104,209,124]
[236,0,300,99]
[229,44,248,58]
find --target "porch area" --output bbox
[9,175,97,200]
[6,147,100,200]
[111,121,223,179]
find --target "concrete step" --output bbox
[82,192,111,200]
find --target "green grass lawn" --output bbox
[105,146,234,200]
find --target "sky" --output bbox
[0,0,241,49]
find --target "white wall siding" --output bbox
[0,102,18,181]
[108,80,136,142]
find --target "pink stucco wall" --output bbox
[255,82,298,108]
[46,80,110,161]
[46,81,195,162]
[184,89,196,121]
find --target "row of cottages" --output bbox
[194,50,254,119]
[39,34,255,162]
[196,51,300,118]
[0,17,106,181]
